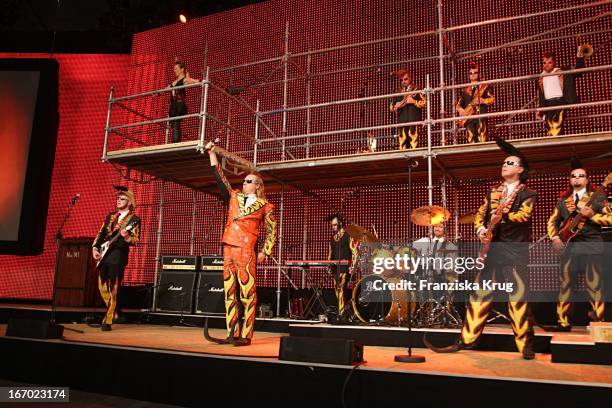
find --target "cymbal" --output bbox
[410,206,452,227]
[459,212,477,225]
[345,224,379,243]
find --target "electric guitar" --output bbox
[458,85,489,127]
[95,219,138,269]
[478,184,525,261]
[557,172,612,245]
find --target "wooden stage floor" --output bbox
[3,323,610,387]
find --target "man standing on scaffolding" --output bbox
[536,46,586,136]
[390,69,426,149]
[456,62,495,143]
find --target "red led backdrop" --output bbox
[113,0,610,293]
[2,0,610,300]
[0,54,130,300]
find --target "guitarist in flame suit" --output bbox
[426,139,537,359]
[390,69,426,150]
[546,158,611,331]
[456,61,495,143]
[92,186,141,331]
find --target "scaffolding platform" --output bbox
[105,131,611,192]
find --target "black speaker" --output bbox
[155,271,197,313]
[6,318,64,339]
[195,272,225,315]
[279,336,363,365]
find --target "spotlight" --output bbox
[179,14,187,23]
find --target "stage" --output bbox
[1,321,611,407]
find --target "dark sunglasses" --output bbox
[243,179,257,184]
[503,160,521,167]
[571,174,586,178]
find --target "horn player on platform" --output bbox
[546,158,611,331]
[204,141,277,346]
[425,138,537,359]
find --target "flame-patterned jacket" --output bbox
[212,164,277,256]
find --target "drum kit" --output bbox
[341,205,476,329]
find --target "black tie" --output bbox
[432,239,439,256]
[575,193,579,205]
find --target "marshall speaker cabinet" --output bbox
[195,255,225,315]
[155,255,200,313]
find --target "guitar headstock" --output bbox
[603,172,612,187]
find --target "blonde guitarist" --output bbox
[390,69,426,150]
[546,158,612,331]
[92,186,141,331]
[456,62,495,143]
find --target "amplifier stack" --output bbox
[155,255,224,315]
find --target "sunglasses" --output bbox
[469,71,479,75]
[571,174,586,178]
[243,179,258,184]
[503,160,521,167]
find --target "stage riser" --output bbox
[289,325,552,353]
[551,343,612,365]
[0,337,608,408]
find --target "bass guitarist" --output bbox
[92,186,141,331]
[547,158,611,331]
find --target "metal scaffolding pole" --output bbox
[254,99,260,166]
[281,21,290,161]
[438,0,446,146]
[425,74,434,207]
[190,190,197,256]
[306,50,312,158]
[197,67,211,152]
[151,180,165,311]
[275,183,286,317]
[102,86,114,161]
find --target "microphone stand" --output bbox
[51,196,84,334]
[395,158,425,363]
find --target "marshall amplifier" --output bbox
[155,270,197,313]
[162,255,201,271]
[195,272,225,315]
[201,255,223,272]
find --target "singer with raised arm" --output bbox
[92,186,141,331]
[204,141,277,346]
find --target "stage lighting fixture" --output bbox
[179,14,187,23]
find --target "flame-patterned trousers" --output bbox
[223,244,257,339]
[461,261,534,353]
[556,254,605,327]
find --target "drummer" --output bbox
[412,223,458,296]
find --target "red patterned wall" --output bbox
[0,53,130,300]
[2,0,610,300]
[114,0,610,292]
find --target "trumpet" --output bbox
[578,43,594,59]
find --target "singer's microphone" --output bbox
[70,194,80,205]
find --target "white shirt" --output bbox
[542,68,563,100]
[504,180,520,196]
[245,194,257,208]
[118,209,130,223]
[573,187,586,201]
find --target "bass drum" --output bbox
[352,275,392,323]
